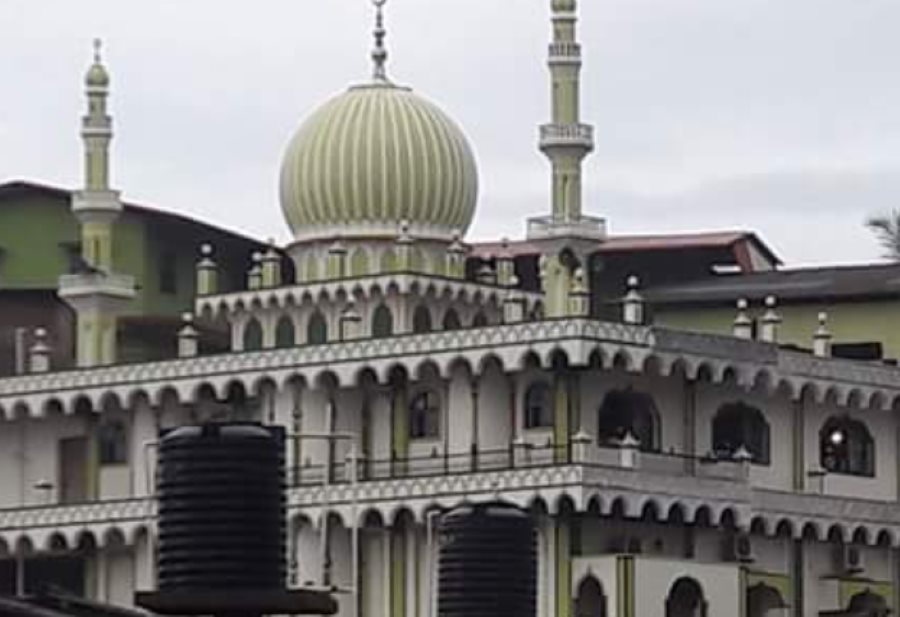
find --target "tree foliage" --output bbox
[866,210,900,260]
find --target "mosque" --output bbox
[0,1,898,616]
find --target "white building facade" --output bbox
[0,2,897,617]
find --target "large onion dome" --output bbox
[279,81,479,242]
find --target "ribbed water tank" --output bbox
[437,502,536,617]
[157,423,286,591]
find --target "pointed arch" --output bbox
[372,304,394,338]
[307,311,328,345]
[275,315,296,349]
[442,308,462,331]
[243,318,263,351]
[412,305,433,334]
[349,248,369,277]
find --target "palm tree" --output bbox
[866,210,900,260]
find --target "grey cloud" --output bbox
[1,0,897,266]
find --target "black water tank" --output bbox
[438,502,537,617]
[157,423,286,591]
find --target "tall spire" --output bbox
[371,0,389,81]
[539,0,594,225]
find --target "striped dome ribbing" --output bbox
[280,82,479,241]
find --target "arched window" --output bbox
[350,249,369,277]
[820,416,874,477]
[472,312,488,327]
[712,402,770,464]
[409,390,440,440]
[413,306,433,334]
[275,316,295,349]
[243,318,263,351]
[307,311,328,345]
[746,583,788,617]
[372,304,394,338]
[597,388,659,451]
[524,382,553,429]
[98,419,128,465]
[380,250,398,273]
[575,576,607,617]
[665,578,707,617]
[442,309,462,331]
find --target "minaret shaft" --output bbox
[540,2,594,224]
[58,41,135,368]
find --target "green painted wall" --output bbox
[655,300,900,359]
[0,195,79,288]
[0,187,261,363]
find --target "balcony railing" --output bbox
[549,42,581,61]
[289,442,751,487]
[526,214,608,241]
[539,123,595,150]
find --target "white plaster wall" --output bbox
[296,523,322,588]
[368,390,392,464]
[23,413,89,506]
[579,369,684,454]
[477,363,511,455]
[695,383,794,492]
[633,557,741,616]
[0,418,26,505]
[361,529,388,617]
[104,548,134,608]
[579,516,687,559]
[447,365,474,456]
[804,401,896,501]
[751,535,791,575]
[571,556,618,615]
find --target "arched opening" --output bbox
[712,402,771,464]
[98,418,128,465]
[350,248,369,277]
[472,311,488,327]
[820,415,874,476]
[243,318,263,351]
[412,306,433,334]
[372,304,394,338]
[275,316,296,349]
[442,309,462,331]
[380,250,398,273]
[306,311,328,345]
[409,390,440,440]
[746,583,789,617]
[524,382,553,429]
[843,590,890,617]
[575,576,607,617]
[597,388,659,451]
[665,577,707,617]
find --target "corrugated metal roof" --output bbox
[645,262,900,304]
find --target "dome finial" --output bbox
[371,0,389,81]
[93,38,103,64]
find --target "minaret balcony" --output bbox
[539,123,595,151]
[59,272,136,303]
[548,42,581,63]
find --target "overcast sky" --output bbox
[2,0,899,266]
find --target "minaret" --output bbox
[59,40,135,368]
[533,0,599,238]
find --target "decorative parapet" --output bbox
[1,460,900,549]
[1,319,899,415]
[548,42,581,63]
[194,272,541,319]
[526,215,607,241]
[538,123,595,150]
